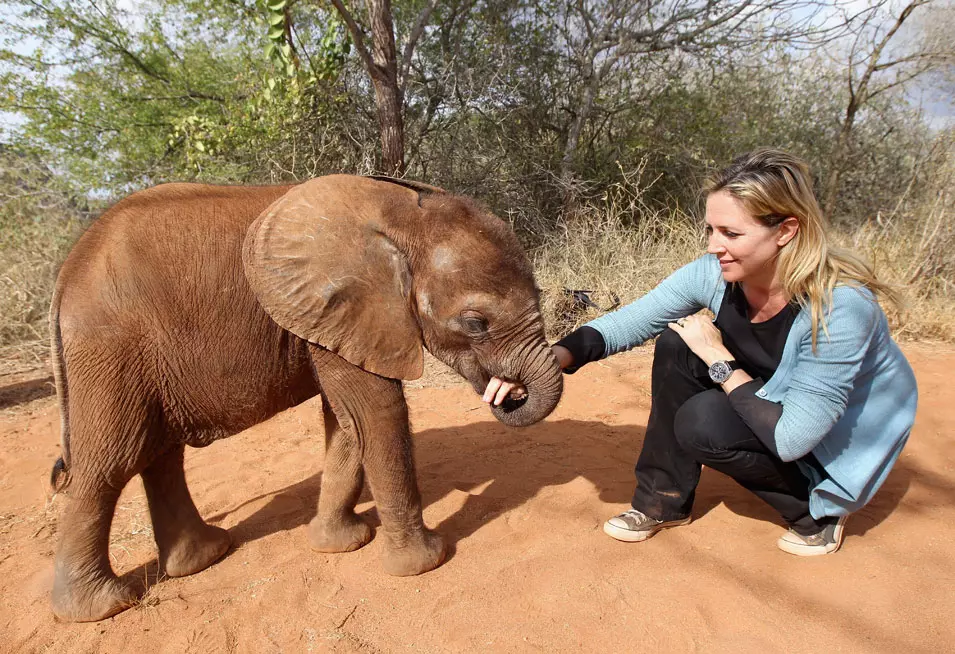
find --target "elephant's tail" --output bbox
[49,293,71,493]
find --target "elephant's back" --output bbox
[53,183,301,375]
[54,183,296,324]
[53,182,316,434]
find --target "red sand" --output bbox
[1,343,953,653]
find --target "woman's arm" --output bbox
[484,255,720,405]
[587,255,720,356]
[671,288,882,461]
[772,288,882,461]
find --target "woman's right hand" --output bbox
[482,345,573,406]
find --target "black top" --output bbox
[715,282,799,380]
[555,284,802,458]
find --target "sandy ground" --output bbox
[1,343,953,653]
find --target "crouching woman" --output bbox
[486,148,918,556]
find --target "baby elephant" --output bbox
[48,175,562,621]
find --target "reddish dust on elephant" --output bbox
[44,176,561,622]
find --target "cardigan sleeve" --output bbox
[585,255,720,357]
[773,287,882,462]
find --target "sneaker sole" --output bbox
[602,516,691,543]
[776,519,847,557]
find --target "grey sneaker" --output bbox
[603,508,691,542]
[776,516,848,556]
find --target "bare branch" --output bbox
[872,50,954,72]
[329,0,375,74]
[399,0,440,89]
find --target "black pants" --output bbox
[631,330,822,534]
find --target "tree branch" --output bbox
[329,0,376,74]
[399,0,440,89]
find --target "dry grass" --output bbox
[0,196,83,374]
[0,162,952,375]
[532,166,703,339]
[532,164,955,343]
[838,172,955,342]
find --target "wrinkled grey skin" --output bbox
[48,175,562,622]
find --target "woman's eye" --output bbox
[724,230,740,238]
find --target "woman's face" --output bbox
[704,190,797,286]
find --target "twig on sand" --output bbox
[335,605,358,629]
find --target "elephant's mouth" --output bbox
[466,368,526,406]
[457,351,561,428]
[494,393,529,413]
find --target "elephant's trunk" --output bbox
[489,338,563,428]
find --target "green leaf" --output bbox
[268,13,285,27]
[267,0,288,10]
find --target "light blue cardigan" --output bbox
[586,254,918,519]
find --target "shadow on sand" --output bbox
[0,374,54,409]
[190,417,930,567]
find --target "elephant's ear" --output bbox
[243,175,424,380]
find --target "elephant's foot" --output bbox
[308,512,373,553]
[160,524,231,577]
[51,568,140,623]
[381,529,446,576]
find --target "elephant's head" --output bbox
[242,175,562,427]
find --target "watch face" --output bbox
[709,360,733,384]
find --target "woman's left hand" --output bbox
[667,314,731,366]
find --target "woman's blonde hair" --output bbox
[703,148,901,349]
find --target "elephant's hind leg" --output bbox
[51,486,141,622]
[141,445,230,577]
[308,399,373,552]
[51,368,153,622]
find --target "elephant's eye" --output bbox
[460,314,489,335]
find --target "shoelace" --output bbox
[620,509,655,525]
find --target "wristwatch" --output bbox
[708,359,740,384]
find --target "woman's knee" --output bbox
[673,389,737,455]
[654,328,690,360]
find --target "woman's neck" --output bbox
[740,279,790,323]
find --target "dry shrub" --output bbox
[533,164,702,340]
[839,148,955,342]
[0,179,84,371]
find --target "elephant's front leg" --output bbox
[314,352,445,576]
[308,400,373,553]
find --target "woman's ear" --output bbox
[777,216,799,247]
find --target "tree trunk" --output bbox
[823,104,858,218]
[366,0,405,176]
[559,65,601,213]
